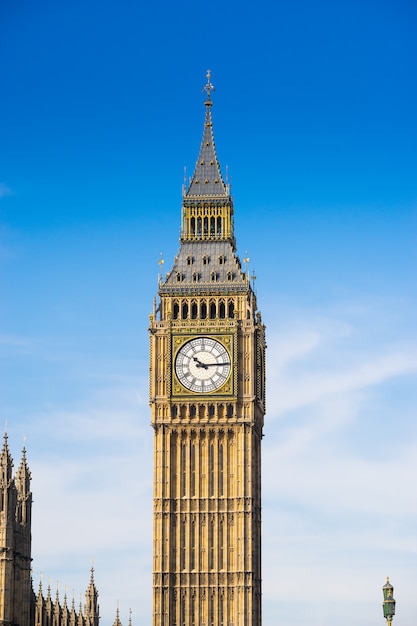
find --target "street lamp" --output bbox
[382,577,396,626]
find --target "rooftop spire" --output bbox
[186,70,228,198]
[203,69,215,105]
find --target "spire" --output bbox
[85,566,99,626]
[0,432,13,487]
[186,70,228,198]
[16,446,31,498]
[112,606,123,626]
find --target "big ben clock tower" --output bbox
[149,71,266,626]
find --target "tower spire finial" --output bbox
[203,69,215,105]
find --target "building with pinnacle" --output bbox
[149,72,266,626]
[0,434,100,626]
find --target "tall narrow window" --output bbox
[172,592,177,626]
[181,519,186,570]
[204,216,208,235]
[220,593,224,626]
[209,444,215,497]
[219,520,224,570]
[173,302,180,319]
[210,216,215,235]
[191,594,196,626]
[209,301,216,319]
[209,593,215,626]
[200,300,207,319]
[191,520,196,570]
[191,301,198,319]
[197,216,202,236]
[181,443,187,497]
[190,444,196,496]
[219,301,225,318]
[182,301,188,319]
[219,443,224,496]
[228,300,235,317]
[209,519,214,570]
[217,216,222,236]
[181,594,186,626]
[190,216,195,235]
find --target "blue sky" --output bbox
[1,0,416,624]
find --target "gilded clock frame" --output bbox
[171,332,236,397]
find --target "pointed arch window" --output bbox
[191,301,198,319]
[204,217,208,235]
[228,300,235,318]
[186,255,193,266]
[202,255,209,265]
[210,272,217,283]
[182,301,188,319]
[176,272,183,282]
[227,271,233,281]
[173,301,180,319]
[209,301,216,319]
[210,216,215,235]
[219,300,226,319]
[217,216,222,236]
[218,255,225,265]
[200,300,207,319]
[192,272,199,283]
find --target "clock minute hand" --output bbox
[204,362,230,367]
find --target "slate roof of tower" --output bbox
[160,241,249,295]
[186,89,228,199]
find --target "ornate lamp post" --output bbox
[382,577,396,626]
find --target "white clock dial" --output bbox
[175,337,231,393]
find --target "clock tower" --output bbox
[149,72,266,626]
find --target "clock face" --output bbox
[175,337,231,393]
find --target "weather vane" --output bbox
[203,69,215,101]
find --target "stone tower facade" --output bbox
[0,436,102,626]
[149,72,266,626]
[0,434,33,626]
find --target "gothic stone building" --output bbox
[0,434,101,626]
[149,71,266,626]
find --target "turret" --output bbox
[84,567,99,626]
[0,436,33,626]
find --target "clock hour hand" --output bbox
[192,356,208,369]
